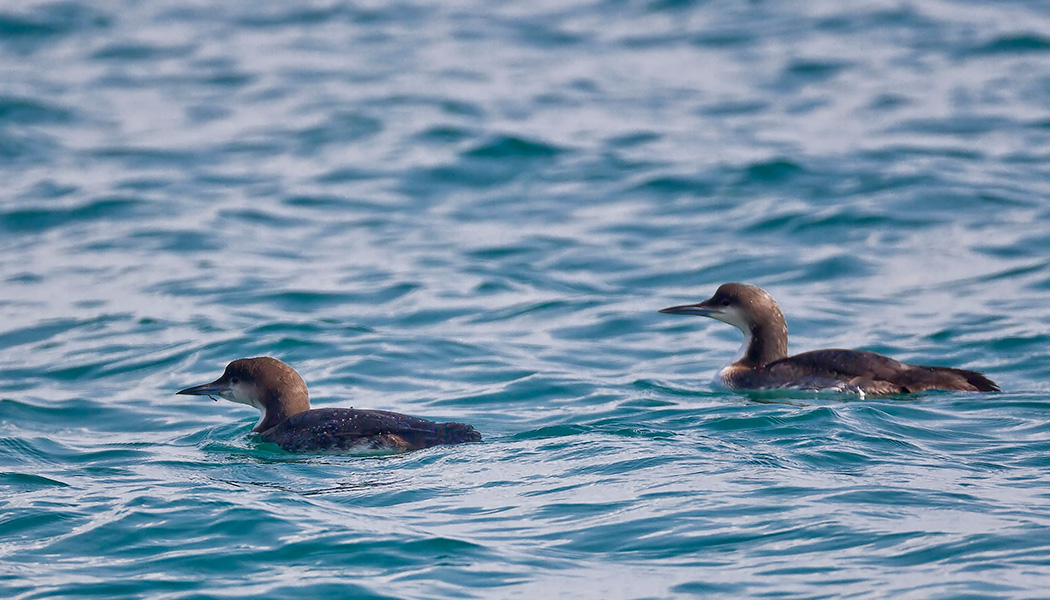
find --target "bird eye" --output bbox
[231,377,240,385]
[720,299,730,307]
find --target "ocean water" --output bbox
[3,0,1050,598]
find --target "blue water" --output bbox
[3,1,1050,598]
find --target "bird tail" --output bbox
[956,369,1000,392]
[917,366,1000,392]
[436,422,483,444]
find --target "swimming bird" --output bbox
[176,357,482,452]
[659,283,999,394]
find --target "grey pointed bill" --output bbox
[658,302,720,317]
[176,379,227,401]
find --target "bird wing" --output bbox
[260,408,469,452]
[764,350,908,393]
[764,349,996,393]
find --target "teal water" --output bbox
[3,1,1050,598]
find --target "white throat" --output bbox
[715,327,753,387]
[730,327,752,364]
[712,306,752,365]
[707,306,753,388]
[219,383,268,428]
[253,408,268,431]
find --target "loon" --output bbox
[659,283,999,394]
[176,357,482,452]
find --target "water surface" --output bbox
[3,1,1050,598]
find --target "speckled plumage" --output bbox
[177,357,482,453]
[260,407,481,453]
[661,283,999,394]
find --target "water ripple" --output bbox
[2,0,1050,598]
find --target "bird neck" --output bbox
[740,320,788,368]
[252,389,310,432]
